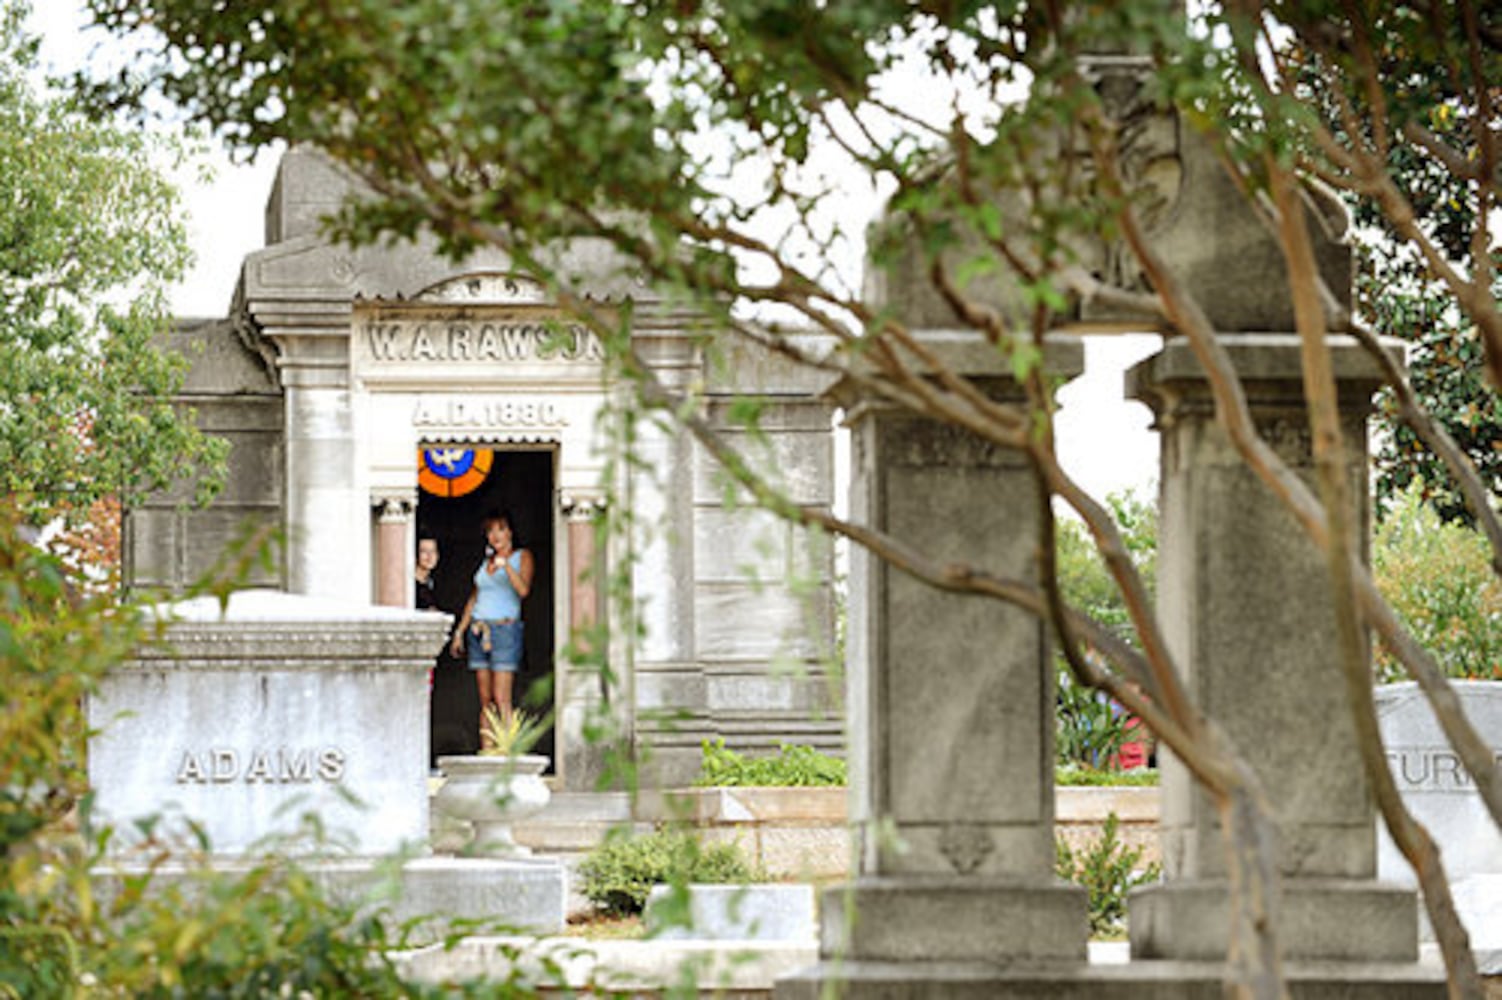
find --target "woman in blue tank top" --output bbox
[451,511,534,738]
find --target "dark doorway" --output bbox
[417,447,555,766]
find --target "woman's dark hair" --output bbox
[481,510,520,544]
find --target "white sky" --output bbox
[28,2,1158,501]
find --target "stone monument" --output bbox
[88,589,566,936]
[777,333,1094,997]
[1376,681,1502,969]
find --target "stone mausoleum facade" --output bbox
[127,149,838,791]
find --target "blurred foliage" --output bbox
[1373,481,1502,682]
[0,1,225,527]
[1331,33,1502,527]
[693,738,846,788]
[1055,764,1159,787]
[0,502,588,997]
[0,500,139,998]
[1356,205,1502,527]
[0,503,401,996]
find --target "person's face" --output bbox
[486,520,511,550]
[417,539,439,570]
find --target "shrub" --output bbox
[577,829,760,917]
[693,739,846,787]
[1055,812,1162,937]
[1373,481,1502,682]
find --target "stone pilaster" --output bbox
[278,342,361,599]
[779,333,1088,998]
[628,317,708,785]
[1125,335,1430,969]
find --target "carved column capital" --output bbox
[372,492,416,524]
[559,491,608,522]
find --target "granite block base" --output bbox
[1130,879,1420,963]
[821,878,1089,964]
[93,855,566,943]
[646,883,817,941]
[774,959,1446,999]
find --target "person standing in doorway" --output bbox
[451,511,533,741]
[415,536,440,610]
[415,536,443,698]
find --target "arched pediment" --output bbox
[413,272,550,305]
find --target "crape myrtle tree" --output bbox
[77,1,1501,996]
[0,0,225,552]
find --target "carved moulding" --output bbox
[938,823,997,875]
[413,272,550,305]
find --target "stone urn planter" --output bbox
[433,753,551,857]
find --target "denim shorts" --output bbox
[466,619,523,672]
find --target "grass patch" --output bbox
[1055,765,1159,787]
[563,913,645,940]
[694,739,846,787]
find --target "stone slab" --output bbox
[1129,879,1420,963]
[1374,681,1502,949]
[1125,334,1397,395]
[774,959,1446,999]
[694,583,832,661]
[393,935,818,994]
[646,884,817,942]
[1055,786,1161,823]
[732,822,853,876]
[372,857,567,938]
[822,878,1088,964]
[1458,876,1502,966]
[640,787,847,824]
[93,855,566,943]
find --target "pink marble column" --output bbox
[558,493,608,790]
[374,498,412,607]
[568,515,599,641]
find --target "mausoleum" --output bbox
[127,148,839,791]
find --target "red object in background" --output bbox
[1113,715,1147,770]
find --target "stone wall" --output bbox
[124,319,285,594]
[633,333,840,786]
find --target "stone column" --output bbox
[566,499,602,640]
[557,491,609,790]
[779,333,1088,997]
[1126,335,1429,967]
[373,495,414,607]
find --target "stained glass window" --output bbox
[418,447,493,497]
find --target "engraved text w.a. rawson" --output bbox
[364,321,605,363]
